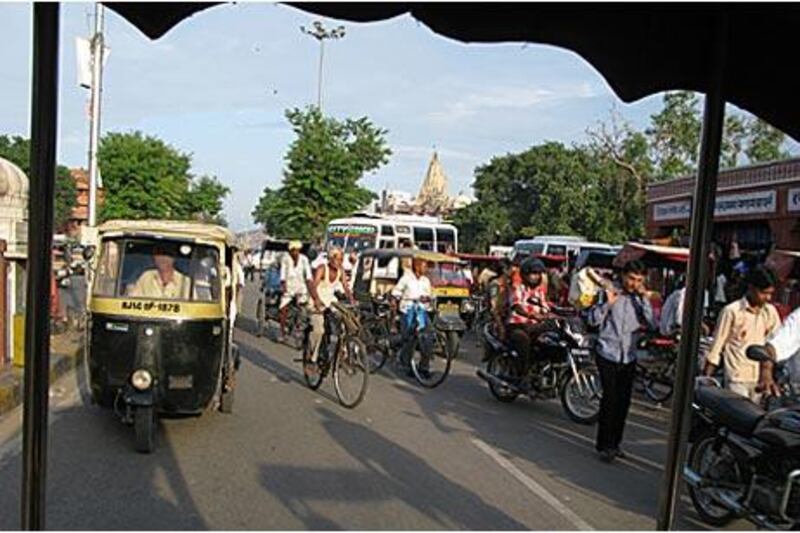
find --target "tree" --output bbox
[98,131,229,224]
[646,91,702,179]
[720,114,748,169]
[0,134,77,232]
[252,107,390,240]
[745,117,790,163]
[189,175,230,225]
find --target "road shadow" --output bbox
[0,400,208,529]
[393,367,713,530]
[259,406,529,530]
[236,332,341,406]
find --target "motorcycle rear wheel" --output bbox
[687,434,744,527]
[486,353,519,403]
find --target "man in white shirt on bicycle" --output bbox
[279,241,312,341]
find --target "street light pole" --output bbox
[300,21,345,112]
[87,2,104,227]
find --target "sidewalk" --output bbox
[0,332,83,418]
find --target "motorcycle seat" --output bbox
[695,386,766,436]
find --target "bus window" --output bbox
[413,227,435,251]
[436,228,455,253]
[546,244,567,257]
[381,225,395,237]
[379,239,395,249]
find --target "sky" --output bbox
[2,2,797,231]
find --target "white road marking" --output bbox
[536,420,664,471]
[472,437,593,531]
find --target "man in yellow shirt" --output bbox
[703,265,780,401]
[129,247,191,299]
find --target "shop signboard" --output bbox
[788,187,800,212]
[652,190,776,222]
[653,200,692,222]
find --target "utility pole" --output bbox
[300,21,345,112]
[87,3,104,227]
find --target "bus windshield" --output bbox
[327,223,379,252]
[515,242,545,255]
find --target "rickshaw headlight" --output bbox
[131,369,153,391]
[461,300,475,314]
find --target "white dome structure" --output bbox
[0,156,29,255]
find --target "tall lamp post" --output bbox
[300,21,345,112]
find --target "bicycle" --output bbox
[302,301,369,408]
[359,297,456,388]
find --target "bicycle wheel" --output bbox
[333,336,369,408]
[411,329,453,388]
[302,334,324,390]
[360,317,390,373]
[643,362,675,403]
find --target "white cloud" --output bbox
[428,82,598,122]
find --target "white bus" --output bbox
[513,235,616,259]
[326,213,459,254]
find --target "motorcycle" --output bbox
[683,345,800,530]
[476,308,603,425]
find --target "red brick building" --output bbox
[646,158,800,254]
[63,168,104,237]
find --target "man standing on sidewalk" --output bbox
[588,260,654,463]
[703,265,780,401]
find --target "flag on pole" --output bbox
[75,36,110,89]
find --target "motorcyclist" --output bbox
[506,258,554,363]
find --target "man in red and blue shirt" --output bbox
[507,258,553,362]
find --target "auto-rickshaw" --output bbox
[85,220,241,453]
[352,248,467,387]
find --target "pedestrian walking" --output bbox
[588,260,654,463]
[703,265,780,402]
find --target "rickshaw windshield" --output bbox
[427,262,470,288]
[92,237,222,302]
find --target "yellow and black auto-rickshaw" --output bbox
[85,220,241,453]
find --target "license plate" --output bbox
[438,303,460,314]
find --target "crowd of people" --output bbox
[251,239,798,465]
[470,249,798,464]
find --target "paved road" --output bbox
[0,282,746,530]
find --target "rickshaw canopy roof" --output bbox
[361,248,463,264]
[613,242,690,270]
[765,249,800,281]
[97,219,238,247]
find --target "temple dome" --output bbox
[0,156,30,200]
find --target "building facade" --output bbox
[646,158,800,254]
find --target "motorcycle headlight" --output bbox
[131,369,153,391]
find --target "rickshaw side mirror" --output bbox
[82,245,96,261]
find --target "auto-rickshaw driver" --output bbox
[128,243,191,299]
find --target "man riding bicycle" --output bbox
[306,247,353,376]
[278,240,312,341]
[391,256,434,379]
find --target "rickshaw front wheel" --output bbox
[134,406,156,454]
[220,387,235,414]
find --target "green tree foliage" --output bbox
[455,92,795,252]
[98,131,229,224]
[189,175,231,225]
[252,107,391,240]
[0,134,77,232]
[646,91,701,179]
[745,117,790,163]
